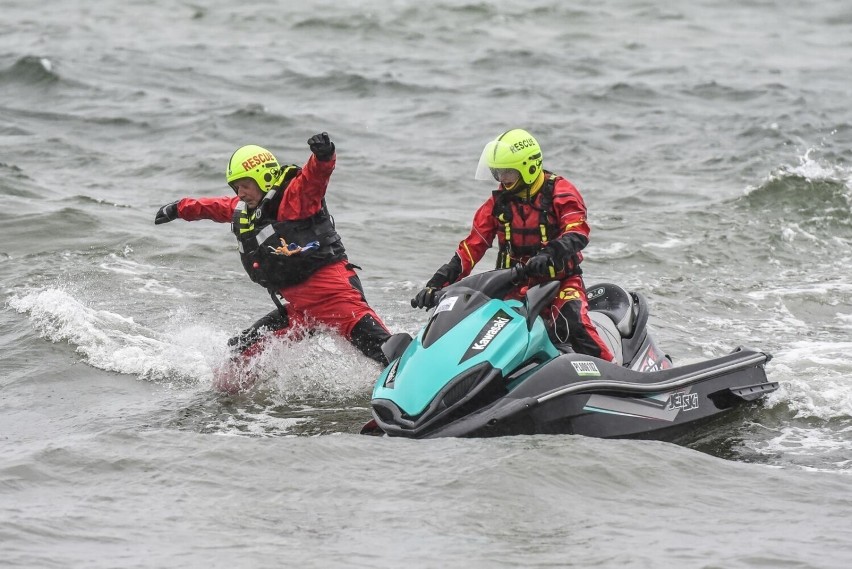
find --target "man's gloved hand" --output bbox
[307,132,335,161]
[525,252,554,277]
[154,201,179,225]
[411,287,444,309]
[411,255,461,309]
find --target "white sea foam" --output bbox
[746,280,852,301]
[247,326,381,402]
[7,288,225,385]
[786,148,846,182]
[96,252,201,298]
[209,412,307,438]
[745,147,852,198]
[98,252,156,276]
[136,278,199,297]
[7,288,381,401]
[745,425,852,474]
[643,234,693,250]
[592,242,631,258]
[779,223,819,243]
[768,341,852,420]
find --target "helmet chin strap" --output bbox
[504,171,544,201]
[252,187,277,218]
[505,180,532,200]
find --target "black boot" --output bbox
[350,314,391,366]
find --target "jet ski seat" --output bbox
[586,283,636,336]
[586,283,638,367]
[588,311,624,366]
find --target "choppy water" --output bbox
[2,1,851,567]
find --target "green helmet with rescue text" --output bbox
[226,145,280,193]
[474,129,543,186]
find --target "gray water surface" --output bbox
[2,1,851,567]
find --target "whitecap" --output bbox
[7,288,227,386]
[768,341,852,420]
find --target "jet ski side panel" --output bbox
[423,349,776,440]
[507,349,769,399]
[530,364,776,439]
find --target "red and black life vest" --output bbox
[231,165,346,289]
[491,173,582,274]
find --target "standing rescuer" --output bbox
[411,129,614,361]
[155,133,391,388]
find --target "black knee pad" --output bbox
[350,314,391,365]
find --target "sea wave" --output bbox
[292,14,386,33]
[0,56,60,86]
[0,162,39,199]
[6,288,225,385]
[740,151,852,224]
[5,286,379,407]
[1,207,104,247]
[274,68,445,97]
[685,80,776,103]
[771,368,852,422]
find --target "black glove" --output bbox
[510,263,528,284]
[525,252,555,277]
[411,287,444,309]
[411,255,461,309]
[154,201,179,225]
[307,132,335,161]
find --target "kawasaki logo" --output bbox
[472,316,510,351]
[459,309,514,363]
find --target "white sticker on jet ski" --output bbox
[572,361,600,376]
[667,391,699,412]
[587,287,606,301]
[434,295,458,314]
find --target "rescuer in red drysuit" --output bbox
[411,129,613,362]
[155,133,390,390]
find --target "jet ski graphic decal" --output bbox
[583,388,698,421]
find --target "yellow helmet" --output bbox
[226,145,280,193]
[474,129,543,186]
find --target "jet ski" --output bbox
[363,268,777,440]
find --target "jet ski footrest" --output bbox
[708,381,780,409]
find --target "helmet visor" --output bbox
[474,139,524,183]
